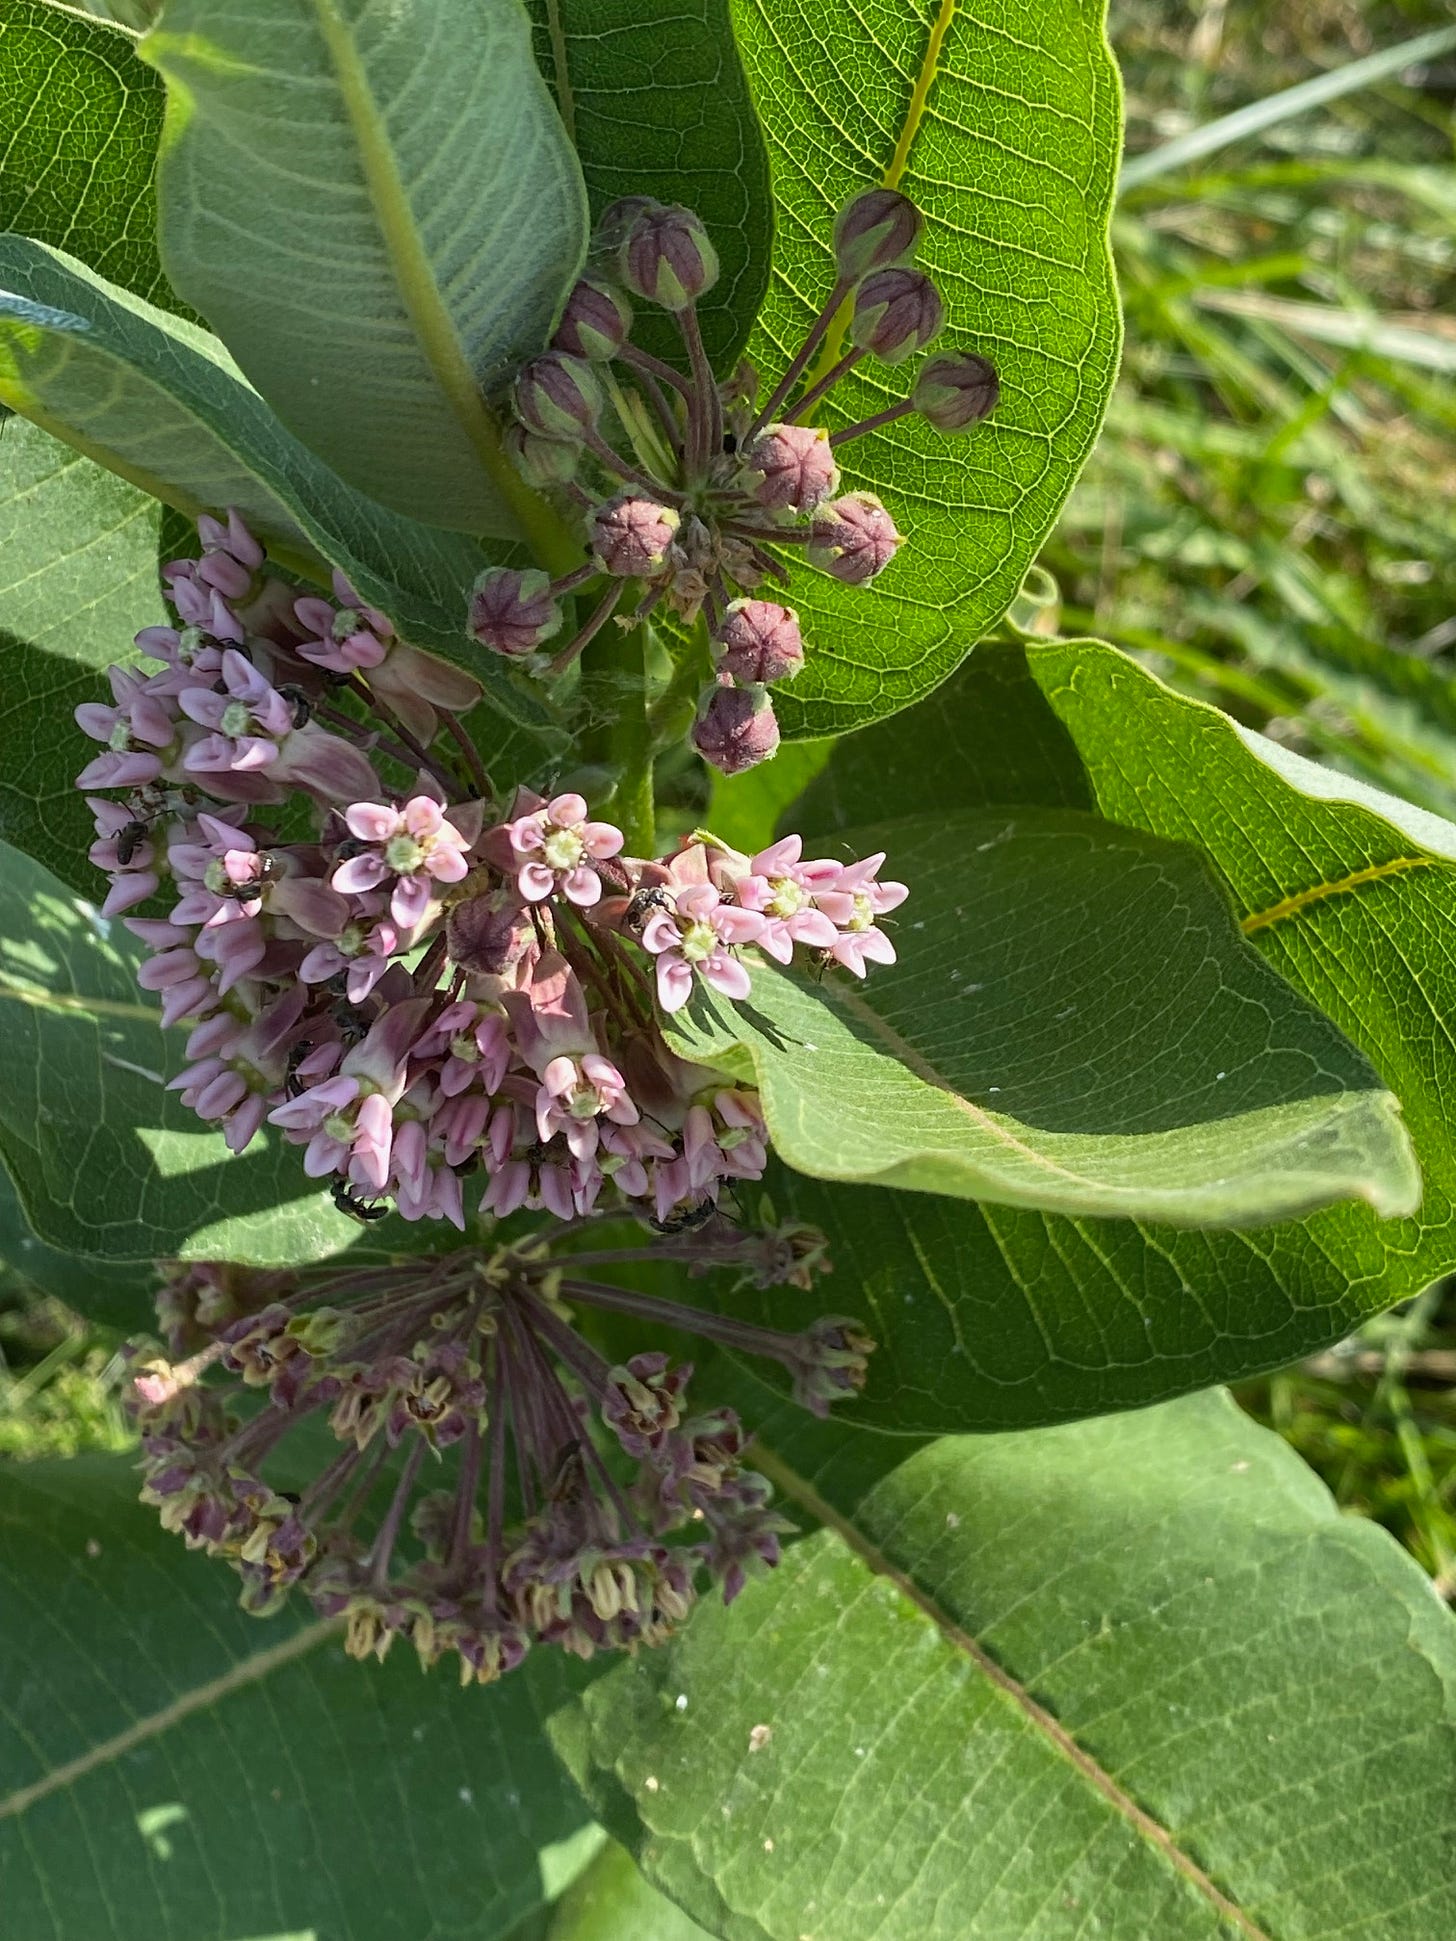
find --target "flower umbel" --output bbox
[126,1217,870,1681]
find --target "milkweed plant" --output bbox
[2,2,1454,1938]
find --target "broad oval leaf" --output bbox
[0,239,560,732]
[554,1386,1456,1941]
[0,0,181,312]
[545,1840,715,1941]
[141,0,589,534]
[0,1456,597,1941]
[526,0,771,371]
[731,0,1121,736]
[731,640,1456,1431]
[664,807,1417,1227]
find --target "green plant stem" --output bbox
[582,619,655,855]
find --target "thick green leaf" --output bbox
[555,1387,1456,1941]
[141,0,588,534]
[0,238,558,732]
[0,834,365,1272]
[730,0,1121,736]
[664,807,1416,1227]
[0,413,167,893]
[526,0,771,370]
[722,641,1456,1432]
[0,1148,152,1321]
[0,0,180,311]
[546,1840,714,1941]
[0,1456,596,1941]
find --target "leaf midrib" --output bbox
[753,1443,1269,1941]
[302,0,573,571]
[0,1618,338,1823]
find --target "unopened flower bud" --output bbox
[513,353,602,440]
[833,188,923,279]
[505,423,582,489]
[592,195,664,257]
[446,886,533,976]
[590,493,680,577]
[553,276,634,361]
[712,600,804,685]
[808,492,903,584]
[692,682,780,775]
[620,203,719,311]
[468,568,563,657]
[742,422,840,515]
[913,350,999,432]
[849,266,944,364]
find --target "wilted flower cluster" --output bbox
[76,514,907,1232]
[469,186,999,773]
[125,1220,870,1679]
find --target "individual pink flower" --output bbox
[411,1001,513,1098]
[298,899,403,1004]
[330,796,473,928]
[732,835,843,964]
[639,883,764,1012]
[178,649,293,775]
[74,665,180,789]
[86,798,160,915]
[296,573,480,742]
[814,852,909,975]
[169,815,267,928]
[268,999,429,1189]
[503,792,623,908]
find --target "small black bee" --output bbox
[649,1196,718,1237]
[623,885,672,935]
[276,683,314,728]
[114,820,151,867]
[334,836,370,862]
[329,999,371,1048]
[331,1178,390,1223]
[213,853,279,902]
[722,431,738,455]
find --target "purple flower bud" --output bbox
[513,353,602,441]
[590,493,680,577]
[712,600,804,685]
[913,350,1000,432]
[742,422,840,515]
[553,276,634,361]
[849,266,944,365]
[505,423,582,489]
[692,682,780,776]
[446,885,533,977]
[619,204,719,311]
[468,568,564,658]
[832,188,923,279]
[808,492,903,585]
[592,195,665,257]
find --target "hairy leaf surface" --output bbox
[555,1388,1456,1941]
[142,0,588,533]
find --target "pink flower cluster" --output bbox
[77,515,907,1233]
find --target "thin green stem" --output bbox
[581,619,655,854]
